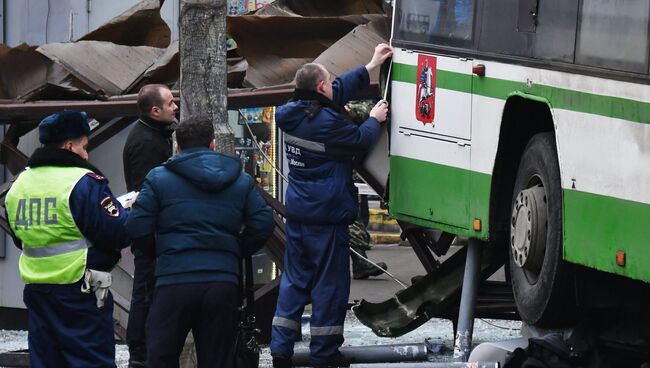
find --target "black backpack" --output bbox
[504,323,604,368]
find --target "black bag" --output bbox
[234,255,260,368]
[503,326,603,368]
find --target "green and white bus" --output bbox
[385,0,650,326]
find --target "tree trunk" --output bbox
[177,1,232,367]
[180,0,234,155]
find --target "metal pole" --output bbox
[0,351,30,367]
[349,363,499,368]
[452,238,482,362]
[292,343,428,366]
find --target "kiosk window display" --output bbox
[235,106,277,198]
[232,106,279,284]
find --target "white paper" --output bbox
[116,191,137,207]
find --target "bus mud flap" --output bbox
[352,243,505,337]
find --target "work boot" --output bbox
[353,261,388,280]
[272,354,292,368]
[351,248,388,280]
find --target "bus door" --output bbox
[390,47,473,230]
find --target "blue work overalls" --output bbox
[270,66,382,364]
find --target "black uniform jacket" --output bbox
[122,116,175,192]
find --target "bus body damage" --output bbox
[352,237,509,337]
[352,124,517,339]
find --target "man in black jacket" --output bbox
[122,84,178,367]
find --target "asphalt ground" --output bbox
[255,243,520,367]
[349,243,426,303]
[1,243,521,367]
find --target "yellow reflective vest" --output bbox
[5,166,91,284]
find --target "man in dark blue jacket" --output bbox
[125,115,274,367]
[270,43,392,368]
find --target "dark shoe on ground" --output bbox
[272,354,292,368]
[353,261,388,280]
[411,274,425,285]
[128,360,146,368]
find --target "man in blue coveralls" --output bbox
[4,111,131,367]
[270,43,393,368]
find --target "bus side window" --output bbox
[450,0,473,40]
[478,0,578,62]
[434,0,475,41]
[396,0,475,44]
[576,0,650,73]
[398,0,442,38]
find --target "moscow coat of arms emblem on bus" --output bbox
[416,54,436,125]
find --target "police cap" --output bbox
[38,111,91,144]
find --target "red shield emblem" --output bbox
[415,55,436,125]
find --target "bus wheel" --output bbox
[509,132,574,326]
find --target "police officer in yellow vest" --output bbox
[5,111,130,368]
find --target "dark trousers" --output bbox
[24,283,115,368]
[271,220,350,365]
[146,282,239,368]
[127,250,156,362]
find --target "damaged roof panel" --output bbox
[228,16,364,58]
[313,18,390,83]
[0,45,50,100]
[228,14,385,88]
[37,41,165,97]
[0,0,172,101]
[80,0,171,48]
[244,56,312,88]
[1,1,392,107]
[127,40,180,93]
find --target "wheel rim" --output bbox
[510,180,548,284]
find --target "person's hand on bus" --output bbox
[370,100,389,123]
[365,43,393,73]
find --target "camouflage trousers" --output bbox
[349,214,376,274]
[349,216,371,251]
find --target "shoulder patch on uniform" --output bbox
[100,196,120,217]
[86,172,106,181]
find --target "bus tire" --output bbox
[509,132,575,326]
